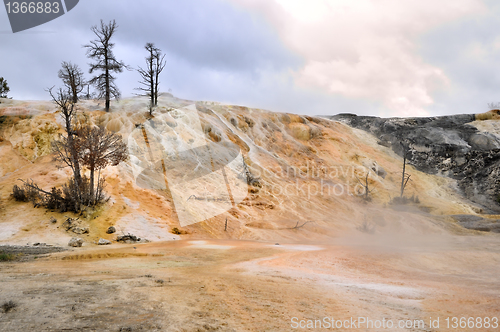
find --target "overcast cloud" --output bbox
[1,0,500,117]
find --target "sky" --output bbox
[1,0,500,117]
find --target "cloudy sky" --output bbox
[1,0,500,117]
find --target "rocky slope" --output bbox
[0,95,496,245]
[331,111,500,213]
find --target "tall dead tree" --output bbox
[77,124,128,205]
[58,62,85,103]
[153,47,166,107]
[48,87,82,210]
[400,142,411,198]
[84,20,127,112]
[137,43,166,115]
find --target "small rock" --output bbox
[106,226,116,234]
[49,217,57,224]
[62,217,78,231]
[98,238,112,245]
[275,243,280,246]
[72,227,89,235]
[119,327,133,332]
[116,233,139,243]
[68,238,83,247]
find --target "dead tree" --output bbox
[58,62,85,103]
[136,43,166,115]
[84,20,127,112]
[49,87,83,210]
[153,48,166,107]
[355,171,374,201]
[77,124,128,205]
[289,221,313,230]
[400,142,411,198]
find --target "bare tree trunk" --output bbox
[90,163,95,205]
[154,61,159,107]
[85,20,127,113]
[64,119,81,186]
[400,143,411,198]
[400,153,406,198]
[105,53,110,112]
[136,43,166,114]
[58,62,84,104]
[50,87,82,211]
[149,50,154,113]
[95,169,102,205]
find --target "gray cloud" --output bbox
[0,0,301,104]
[420,1,500,114]
[2,0,500,117]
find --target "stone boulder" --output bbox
[62,217,89,234]
[72,227,89,235]
[98,238,112,245]
[68,238,83,247]
[116,234,140,243]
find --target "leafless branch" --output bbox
[289,220,313,230]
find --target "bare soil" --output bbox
[0,236,499,331]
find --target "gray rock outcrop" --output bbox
[331,113,500,211]
[452,215,500,233]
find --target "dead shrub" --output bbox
[12,184,27,202]
[1,300,17,313]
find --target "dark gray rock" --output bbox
[106,226,116,234]
[116,233,144,243]
[329,113,500,212]
[0,245,65,257]
[452,215,500,233]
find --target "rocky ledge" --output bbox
[330,112,500,212]
[0,245,66,261]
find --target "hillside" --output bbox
[0,95,494,246]
[1,96,500,331]
[333,110,500,213]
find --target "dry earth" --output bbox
[1,236,499,331]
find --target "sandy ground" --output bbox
[1,236,499,332]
